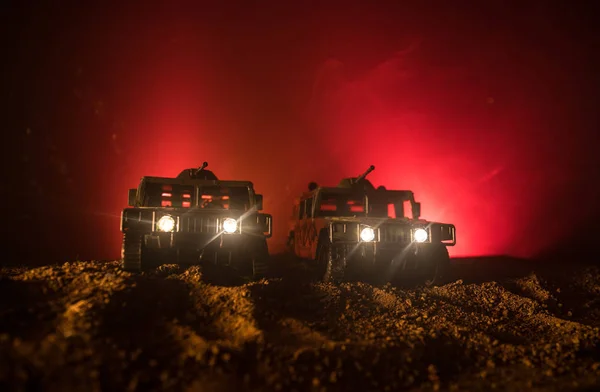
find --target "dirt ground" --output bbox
[1,255,599,391]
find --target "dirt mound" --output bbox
[1,259,599,391]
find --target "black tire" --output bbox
[422,244,451,287]
[317,241,345,283]
[249,240,270,280]
[121,232,163,272]
[122,232,142,272]
[286,232,295,254]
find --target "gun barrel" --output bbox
[194,162,209,175]
[355,165,375,182]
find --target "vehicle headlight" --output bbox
[413,228,428,243]
[157,215,175,232]
[360,227,375,242]
[223,218,238,234]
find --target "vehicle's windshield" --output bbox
[316,191,414,218]
[143,183,251,210]
[144,183,195,208]
[198,186,250,210]
[317,191,367,217]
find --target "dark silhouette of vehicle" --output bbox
[120,162,272,279]
[287,165,456,286]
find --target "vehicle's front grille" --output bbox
[178,215,220,234]
[379,225,410,243]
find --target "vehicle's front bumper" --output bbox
[330,240,415,253]
[330,241,433,272]
[143,232,247,251]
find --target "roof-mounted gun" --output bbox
[193,161,209,177]
[337,165,376,189]
[352,165,375,184]
[176,161,218,180]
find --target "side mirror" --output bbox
[128,189,137,207]
[413,202,421,219]
[255,194,263,211]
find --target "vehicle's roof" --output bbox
[300,186,413,198]
[142,176,254,188]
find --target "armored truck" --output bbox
[120,162,272,279]
[287,165,456,286]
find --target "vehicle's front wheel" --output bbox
[121,232,161,272]
[122,232,143,272]
[421,244,451,287]
[249,240,270,280]
[286,232,295,254]
[316,241,345,283]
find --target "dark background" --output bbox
[2,1,599,265]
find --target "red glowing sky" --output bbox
[6,2,600,263]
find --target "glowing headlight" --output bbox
[360,227,375,242]
[413,228,428,243]
[223,218,238,234]
[157,215,175,232]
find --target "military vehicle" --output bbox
[287,165,456,286]
[120,162,272,279]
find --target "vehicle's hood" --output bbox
[175,208,249,219]
[127,207,250,220]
